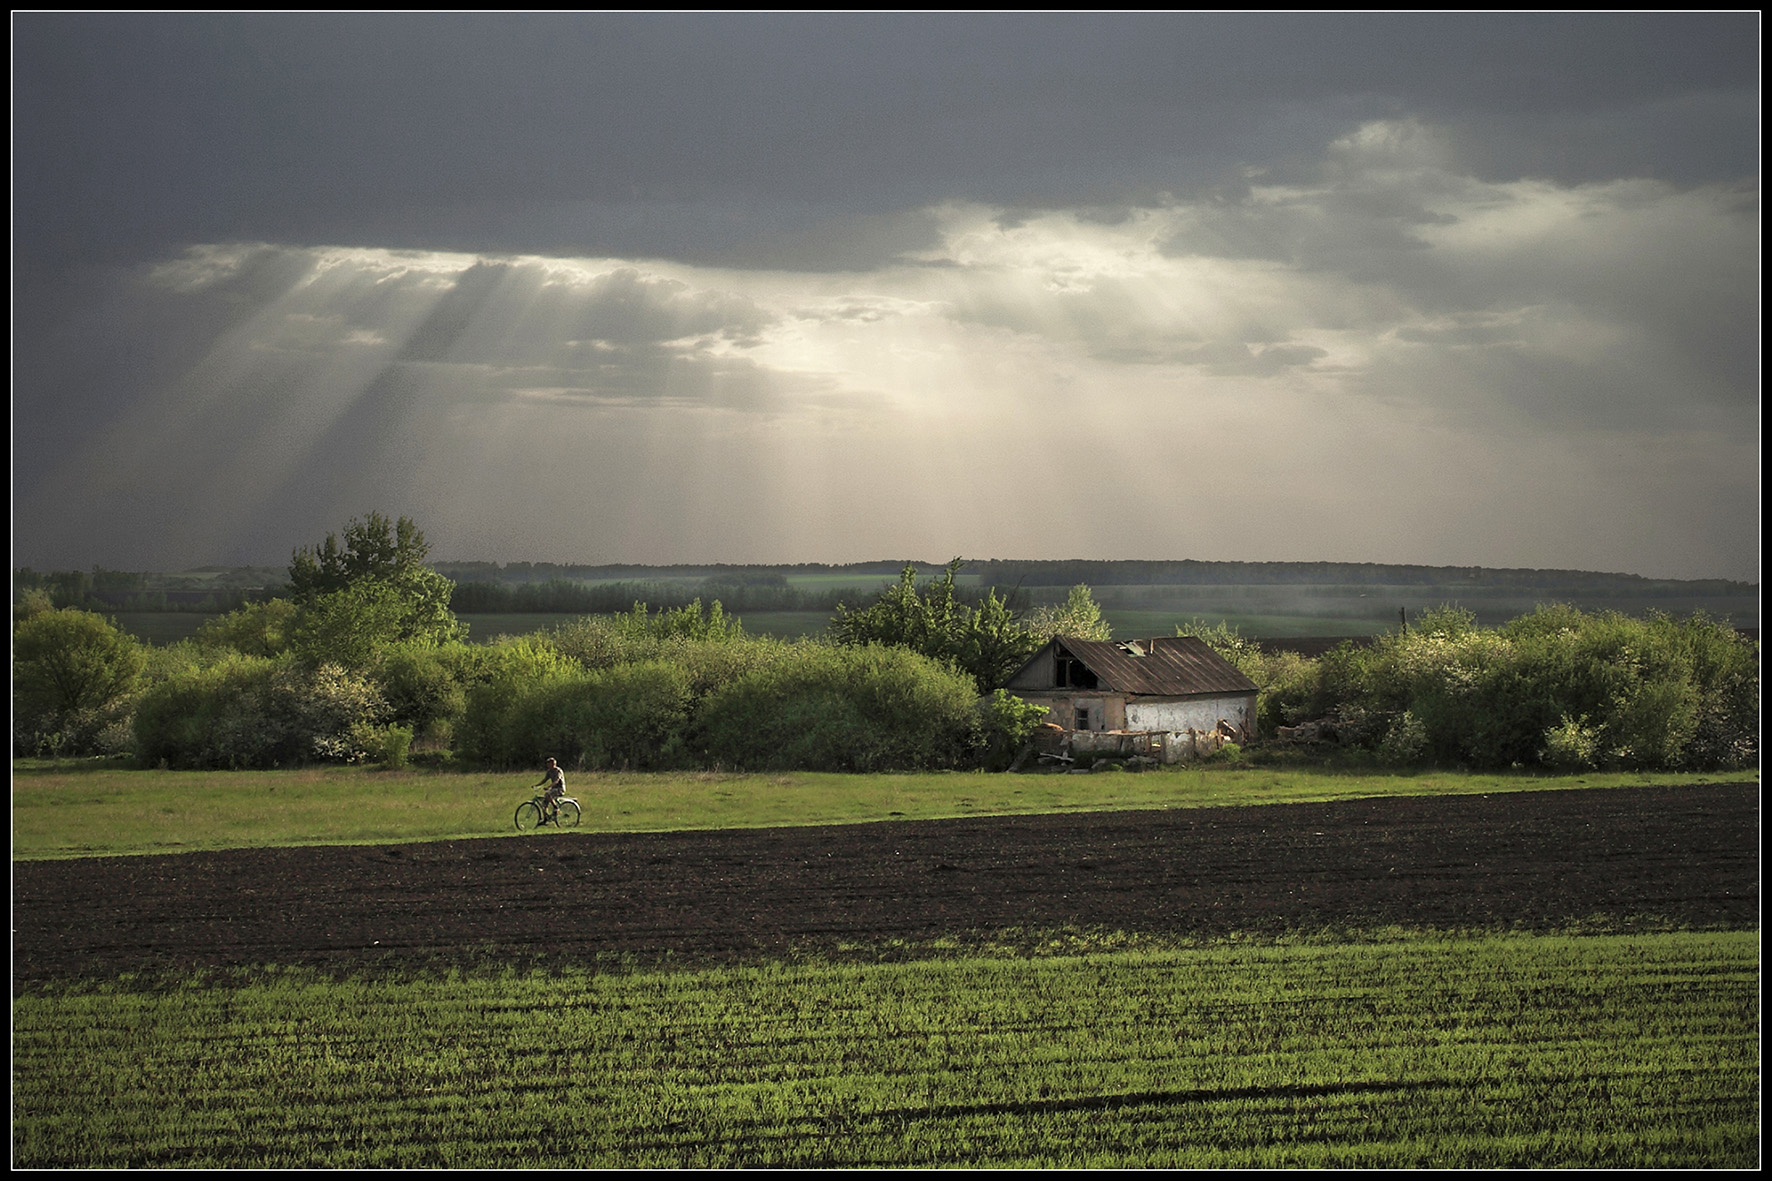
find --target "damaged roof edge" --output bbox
[1005,636,1259,697]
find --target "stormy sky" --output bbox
[12,13,1760,580]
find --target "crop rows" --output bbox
[12,930,1758,1168]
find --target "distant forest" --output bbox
[14,559,1758,619]
[970,560,1754,596]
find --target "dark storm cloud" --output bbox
[14,13,1758,272]
[10,14,1759,580]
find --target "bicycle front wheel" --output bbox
[556,799,582,828]
[515,801,542,831]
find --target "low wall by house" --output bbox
[1037,725,1237,766]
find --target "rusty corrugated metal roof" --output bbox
[1046,636,1257,696]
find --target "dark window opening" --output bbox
[1055,655,1098,689]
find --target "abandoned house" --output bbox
[1002,636,1259,740]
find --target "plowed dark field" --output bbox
[13,784,1758,987]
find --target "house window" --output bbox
[1075,705,1091,731]
[1056,656,1098,689]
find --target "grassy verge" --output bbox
[11,760,1750,861]
[12,930,1758,1168]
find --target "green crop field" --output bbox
[454,611,838,643]
[727,610,841,639]
[12,931,1758,1168]
[11,761,1741,861]
[14,759,1759,1167]
[106,612,213,645]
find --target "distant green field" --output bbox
[782,571,950,590]
[461,610,839,642]
[14,931,1757,1167]
[107,612,213,645]
[11,761,1746,862]
[727,610,839,639]
[1103,609,1382,640]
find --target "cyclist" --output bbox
[533,757,566,822]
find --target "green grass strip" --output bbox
[11,760,1750,861]
[12,930,1759,1168]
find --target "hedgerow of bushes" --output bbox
[131,654,391,770]
[453,611,1000,772]
[14,584,1759,775]
[16,596,1019,772]
[1198,605,1758,772]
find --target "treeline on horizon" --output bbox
[10,570,271,614]
[13,559,1757,617]
[972,560,1756,595]
[435,560,922,583]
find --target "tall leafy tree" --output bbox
[1023,584,1112,641]
[14,608,146,720]
[287,512,464,665]
[829,562,965,661]
[290,512,435,600]
[830,560,1041,691]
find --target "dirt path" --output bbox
[12,784,1757,985]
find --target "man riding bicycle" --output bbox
[534,758,566,821]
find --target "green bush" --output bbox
[372,642,470,736]
[829,562,1040,691]
[548,614,639,670]
[295,664,392,763]
[1204,740,1243,765]
[132,655,387,769]
[356,723,414,769]
[459,623,808,769]
[1024,585,1112,641]
[977,689,1051,771]
[550,617,790,699]
[698,643,982,772]
[452,638,582,767]
[1540,715,1600,771]
[1286,605,1758,772]
[549,601,747,673]
[287,511,465,655]
[661,634,792,700]
[289,581,423,670]
[565,662,696,771]
[458,661,697,772]
[13,607,148,757]
[1376,710,1429,767]
[192,599,297,658]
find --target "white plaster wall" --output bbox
[1126,697,1252,733]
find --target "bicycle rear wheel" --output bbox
[556,799,581,828]
[515,801,542,831]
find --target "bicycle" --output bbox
[514,793,582,831]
